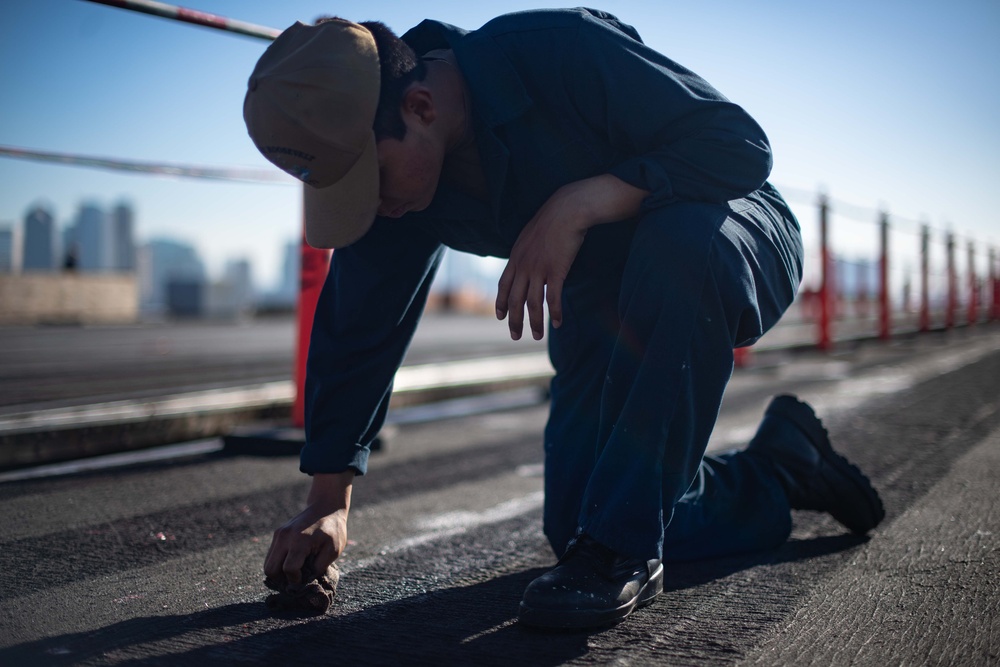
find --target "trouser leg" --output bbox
[576,212,736,560]
[579,197,801,561]
[662,450,791,561]
[542,232,627,558]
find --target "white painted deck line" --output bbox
[0,353,553,436]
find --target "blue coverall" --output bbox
[301,8,803,562]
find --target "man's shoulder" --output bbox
[403,8,642,57]
[475,7,640,42]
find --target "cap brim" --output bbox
[304,131,379,249]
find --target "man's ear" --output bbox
[401,86,437,126]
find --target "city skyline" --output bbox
[1,0,998,289]
[0,197,299,320]
[3,196,267,283]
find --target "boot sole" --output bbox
[518,562,664,630]
[768,395,886,534]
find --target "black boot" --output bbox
[748,394,885,534]
[518,534,663,629]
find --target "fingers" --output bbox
[498,256,569,340]
[312,539,338,576]
[281,547,308,586]
[264,526,312,585]
[495,262,513,321]
[497,261,529,340]
[526,281,546,340]
[264,528,288,580]
[546,276,564,329]
[506,288,525,341]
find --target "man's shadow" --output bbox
[0,533,866,666]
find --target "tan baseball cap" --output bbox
[244,19,381,249]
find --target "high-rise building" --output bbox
[62,221,77,269]
[22,205,56,271]
[76,203,111,272]
[0,224,15,272]
[111,201,136,271]
[278,240,298,300]
[204,257,256,318]
[224,257,255,312]
[256,240,298,312]
[138,238,207,315]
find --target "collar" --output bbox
[402,19,533,128]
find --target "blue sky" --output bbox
[1,0,997,288]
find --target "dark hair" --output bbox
[316,17,427,141]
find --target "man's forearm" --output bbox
[307,470,355,514]
[559,173,650,233]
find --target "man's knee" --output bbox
[621,202,729,306]
[630,202,730,265]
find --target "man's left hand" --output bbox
[495,175,648,340]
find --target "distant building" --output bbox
[204,257,255,319]
[256,240,299,312]
[110,201,136,271]
[224,258,254,305]
[166,278,203,317]
[138,238,207,316]
[62,222,78,270]
[76,203,112,272]
[0,224,15,272]
[22,205,56,271]
[278,240,298,301]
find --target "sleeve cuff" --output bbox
[299,441,370,477]
[609,158,676,209]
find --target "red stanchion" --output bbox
[991,248,999,322]
[293,186,332,428]
[878,212,890,340]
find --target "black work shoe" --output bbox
[518,534,663,629]
[748,394,885,534]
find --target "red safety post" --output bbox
[967,241,977,326]
[818,195,833,351]
[945,232,956,330]
[878,211,891,340]
[991,247,999,322]
[293,186,332,428]
[919,224,930,332]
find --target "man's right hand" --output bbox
[264,470,354,586]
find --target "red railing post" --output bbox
[945,232,956,330]
[919,224,930,332]
[991,247,999,322]
[818,194,833,351]
[967,241,977,326]
[878,211,891,340]
[293,185,332,428]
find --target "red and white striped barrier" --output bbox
[80,0,280,40]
